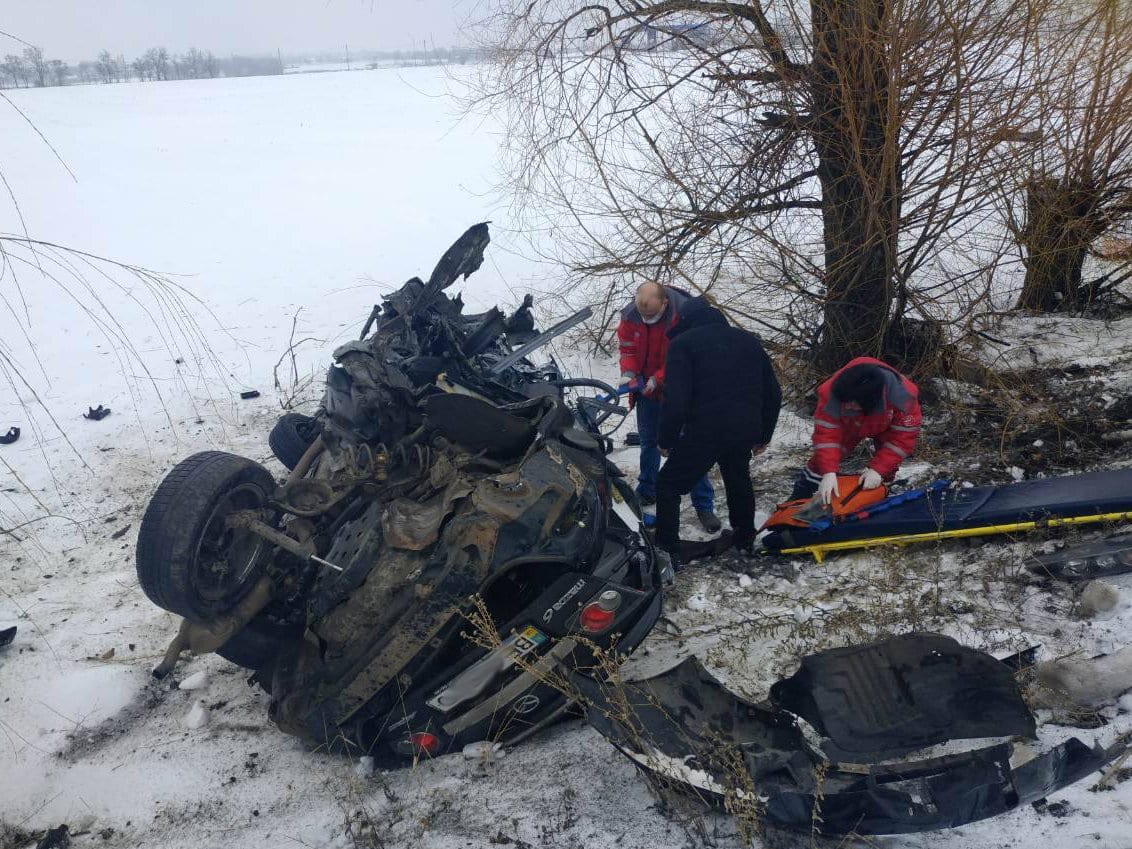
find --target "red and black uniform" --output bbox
[796,357,922,495]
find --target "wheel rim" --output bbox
[192,481,270,607]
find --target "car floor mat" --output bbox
[769,632,1036,761]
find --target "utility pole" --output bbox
[345,43,351,71]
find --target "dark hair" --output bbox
[831,363,886,413]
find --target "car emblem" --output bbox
[512,693,540,715]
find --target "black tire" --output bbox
[269,413,320,471]
[137,451,277,623]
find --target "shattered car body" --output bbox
[574,633,1128,836]
[137,223,664,759]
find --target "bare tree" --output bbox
[96,49,115,83]
[132,55,151,82]
[152,47,171,81]
[48,59,67,86]
[75,60,98,84]
[0,54,25,88]
[470,0,1051,368]
[203,50,219,78]
[22,45,47,87]
[999,0,1132,311]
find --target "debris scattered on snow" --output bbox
[34,824,71,849]
[184,700,210,729]
[83,405,111,421]
[178,671,210,691]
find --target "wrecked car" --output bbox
[136,223,665,759]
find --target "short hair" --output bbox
[635,281,666,302]
[831,363,887,413]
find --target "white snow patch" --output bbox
[38,666,141,731]
[354,755,375,777]
[183,700,210,729]
[178,670,210,691]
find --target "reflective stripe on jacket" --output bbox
[810,356,922,478]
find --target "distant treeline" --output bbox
[0,45,490,89]
[0,46,284,89]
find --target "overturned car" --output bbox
[137,223,665,759]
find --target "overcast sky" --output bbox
[2,1,469,63]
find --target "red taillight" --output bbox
[409,732,440,756]
[579,590,622,634]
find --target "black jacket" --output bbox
[658,298,782,450]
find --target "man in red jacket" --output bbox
[618,281,719,531]
[789,357,922,504]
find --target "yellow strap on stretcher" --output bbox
[777,511,1132,563]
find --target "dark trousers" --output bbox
[635,396,714,511]
[656,438,755,550]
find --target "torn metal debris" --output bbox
[1028,532,1132,581]
[574,634,1128,836]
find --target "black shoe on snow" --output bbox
[697,510,722,533]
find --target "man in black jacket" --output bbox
[656,297,781,565]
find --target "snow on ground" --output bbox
[2,67,1132,849]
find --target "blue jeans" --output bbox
[635,396,714,512]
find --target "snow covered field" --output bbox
[2,66,1132,849]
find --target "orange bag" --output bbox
[761,475,888,530]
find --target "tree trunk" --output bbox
[1016,179,1103,312]
[810,0,900,371]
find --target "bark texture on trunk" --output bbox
[810,0,900,371]
[1017,178,1105,312]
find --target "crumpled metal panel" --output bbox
[382,478,474,551]
[765,737,1118,835]
[770,633,1036,760]
[572,657,815,792]
[575,635,1124,836]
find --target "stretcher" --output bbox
[758,468,1132,562]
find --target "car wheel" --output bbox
[137,451,276,623]
[269,413,320,471]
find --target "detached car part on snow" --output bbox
[575,633,1128,836]
[137,223,664,759]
